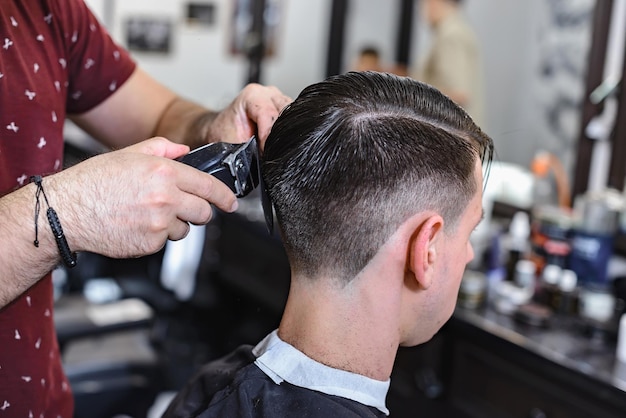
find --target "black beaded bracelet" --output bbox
[31,175,77,268]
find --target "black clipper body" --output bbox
[176,137,260,198]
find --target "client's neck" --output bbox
[278,273,400,381]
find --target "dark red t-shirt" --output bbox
[0,0,136,415]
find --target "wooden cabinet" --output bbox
[389,313,626,418]
[448,338,623,418]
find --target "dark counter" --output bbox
[453,305,626,394]
[390,304,626,418]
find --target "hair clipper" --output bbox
[176,136,260,198]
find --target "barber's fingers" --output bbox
[242,84,292,144]
[124,137,238,214]
[211,84,292,145]
[172,191,217,227]
[169,219,191,241]
[175,164,238,214]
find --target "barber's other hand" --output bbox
[208,83,292,147]
[55,137,238,258]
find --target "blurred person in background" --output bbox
[352,46,385,72]
[414,0,484,126]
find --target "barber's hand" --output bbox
[56,137,238,258]
[208,83,292,148]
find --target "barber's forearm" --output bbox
[153,98,220,150]
[0,183,63,309]
[70,68,221,150]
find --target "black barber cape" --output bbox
[162,345,386,417]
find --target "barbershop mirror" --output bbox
[344,0,596,187]
[466,0,595,172]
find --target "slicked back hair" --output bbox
[262,71,493,283]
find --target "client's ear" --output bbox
[407,215,444,290]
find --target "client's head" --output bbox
[262,71,493,289]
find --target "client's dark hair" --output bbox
[262,71,493,283]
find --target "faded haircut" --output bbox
[262,71,493,283]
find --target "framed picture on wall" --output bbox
[186,2,217,26]
[125,17,173,54]
[229,0,281,57]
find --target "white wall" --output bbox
[464,0,537,164]
[88,0,246,108]
[84,0,329,108]
[263,1,330,98]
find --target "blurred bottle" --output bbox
[556,269,579,315]
[617,314,626,363]
[458,270,487,310]
[514,259,537,289]
[530,150,571,210]
[504,211,530,282]
[535,263,562,308]
[528,151,573,275]
[531,151,557,208]
[579,286,616,326]
[569,189,623,289]
[529,205,573,272]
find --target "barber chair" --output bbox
[55,250,165,418]
[56,220,225,418]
